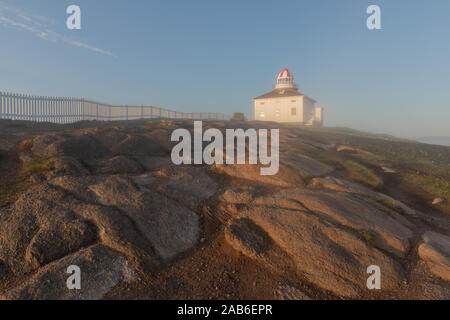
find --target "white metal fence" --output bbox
[0,92,231,123]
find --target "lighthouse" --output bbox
[253,68,323,125]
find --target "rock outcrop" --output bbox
[0,120,448,299]
[418,232,450,281]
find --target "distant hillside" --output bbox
[415,136,450,147]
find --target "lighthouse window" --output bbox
[291,100,296,103]
[260,102,265,105]
[291,108,297,116]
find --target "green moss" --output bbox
[211,164,229,177]
[344,160,383,188]
[375,198,401,212]
[295,146,383,188]
[0,181,28,208]
[21,157,56,176]
[361,195,403,216]
[402,173,450,199]
[360,230,375,247]
[0,156,57,208]
[19,138,34,151]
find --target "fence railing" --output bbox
[0,92,231,123]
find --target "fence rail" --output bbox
[0,92,231,123]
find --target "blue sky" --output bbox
[0,0,449,138]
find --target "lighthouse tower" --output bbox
[275,68,298,89]
[253,68,323,125]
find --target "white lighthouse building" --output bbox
[253,68,323,125]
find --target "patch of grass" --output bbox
[340,159,383,189]
[295,146,383,188]
[360,230,376,247]
[375,198,402,214]
[360,142,450,179]
[0,156,57,208]
[295,146,337,166]
[402,173,450,200]
[211,164,230,177]
[18,138,34,151]
[0,181,28,208]
[152,120,179,129]
[346,149,387,168]
[21,157,56,176]
[361,195,404,215]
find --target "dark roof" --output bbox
[254,88,315,102]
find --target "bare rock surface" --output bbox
[146,166,218,210]
[25,217,97,270]
[418,232,450,281]
[134,156,173,172]
[213,163,304,187]
[49,156,90,178]
[225,218,273,259]
[1,120,449,300]
[310,176,417,216]
[232,205,403,297]
[0,184,95,275]
[31,133,110,160]
[89,155,144,175]
[219,187,255,204]
[110,134,169,156]
[277,285,311,300]
[3,245,135,300]
[280,151,334,179]
[252,188,413,258]
[88,176,200,260]
[310,176,375,195]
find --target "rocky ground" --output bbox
[0,119,448,300]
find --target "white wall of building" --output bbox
[253,68,323,125]
[302,96,316,125]
[314,107,323,125]
[254,96,304,123]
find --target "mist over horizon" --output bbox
[1,0,449,138]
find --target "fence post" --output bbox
[0,91,232,124]
[0,92,2,120]
[5,92,8,120]
[25,94,28,121]
[81,98,84,121]
[5,92,7,120]
[68,97,71,124]
[17,94,21,121]
[31,95,34,122]
[11,93,15,120]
